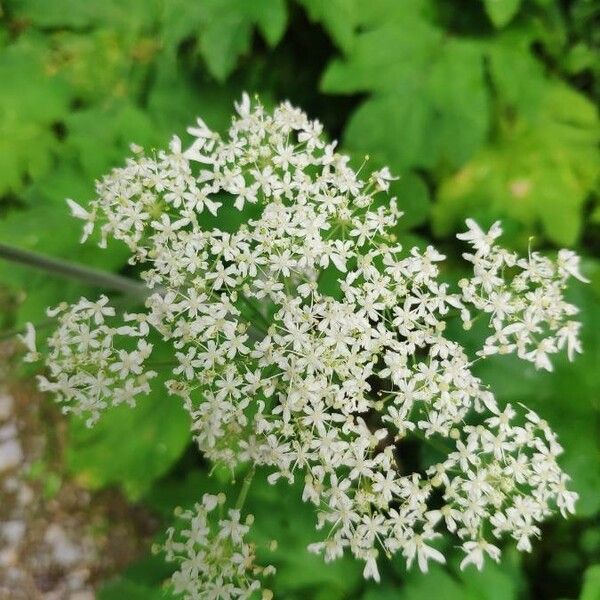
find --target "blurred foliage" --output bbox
[0,0,598,598]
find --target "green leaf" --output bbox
[563,42,598,75]
[433,82,599,246]
[148,58,249,136]
[98,579,168,600]
[253,0,288,47]
[486,27,548,119]
[400,567,477,600]
[8,0,158,31]
[64,102,165,179]
[369,558,521,600]
[296,0,359,52]
[361,587,400,600]
[0,105,157,331]
[591,201,600,225]
[67,354,191,500]
[392,171,431,230]
[580,564,600,600]
[248,477,362,596]
[0,187,129,330]
[456,551,523,600]
[482,0,522,28]
[45,30,151,105]
[0,35,70,196]
[321,4,489,172]
[195,0,287,81]
[142,469,216,519]
[98,550,178,599]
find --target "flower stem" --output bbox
[239,293,270,330]
[235,465,256,511]
[0,243,148,299]
[411,428,453,454]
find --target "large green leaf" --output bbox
[64,102,165,179]
[98,579,169,600]
[579,564,600,600]
[161,0,287,82]
[8,0,157,31]
[0,35,70,196]
[433,82,599,246]
[486,27,548,118]
[67,351,191,500]
[147,58,247,136]
[248,475,363,597]
[45,29,152,105]
[363,560,520,600]
[198,0,287,81]
[0,102,157,327]
[392,172,431,230]
[296,0,359,52]
[482,0,522,28]
[0,188,129,330]
[321,2,489,173]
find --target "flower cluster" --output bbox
[27,95,584,589]
[458,219,586,370]
[426,404,576,570]
[162,493,274,599]
[24,296,155,426]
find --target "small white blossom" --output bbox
[162,494,273,599]
[30,95,583,586]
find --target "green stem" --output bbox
[411,428,453,455]
[239,293,270,330]
[235,465,256,511]
[0,243,148,299]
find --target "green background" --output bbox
[0,0,598,598]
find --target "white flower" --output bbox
[557,249,589,283]
[457,218,502,255]
[162,494,273,599]
[32,94,583,587]
[459,540,501,570]
[371,166,398,192]
[403,532,446,573]
[34,298,156,425]
[20,322,37,360]
[362,550,380,582]
[66,198,95,242]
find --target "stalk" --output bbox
[235,465,256,511]
[0,243,148,299]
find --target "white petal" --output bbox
[66,198,90,220]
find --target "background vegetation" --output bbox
[0,0,598,598]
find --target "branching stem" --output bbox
[0,243,148,299]
[235,465,256,511]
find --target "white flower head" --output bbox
[162,494,273,599]
[31,94,584,586]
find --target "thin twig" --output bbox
[0,243,148,299]
[235,465,256,511]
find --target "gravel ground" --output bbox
[0,342,156,599]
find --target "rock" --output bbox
[69,591,94,600]
[1,520,26,545]
[0,423,18,442]
[0,393,13,421]
[44,525,80,567]
[0,439,23,472]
